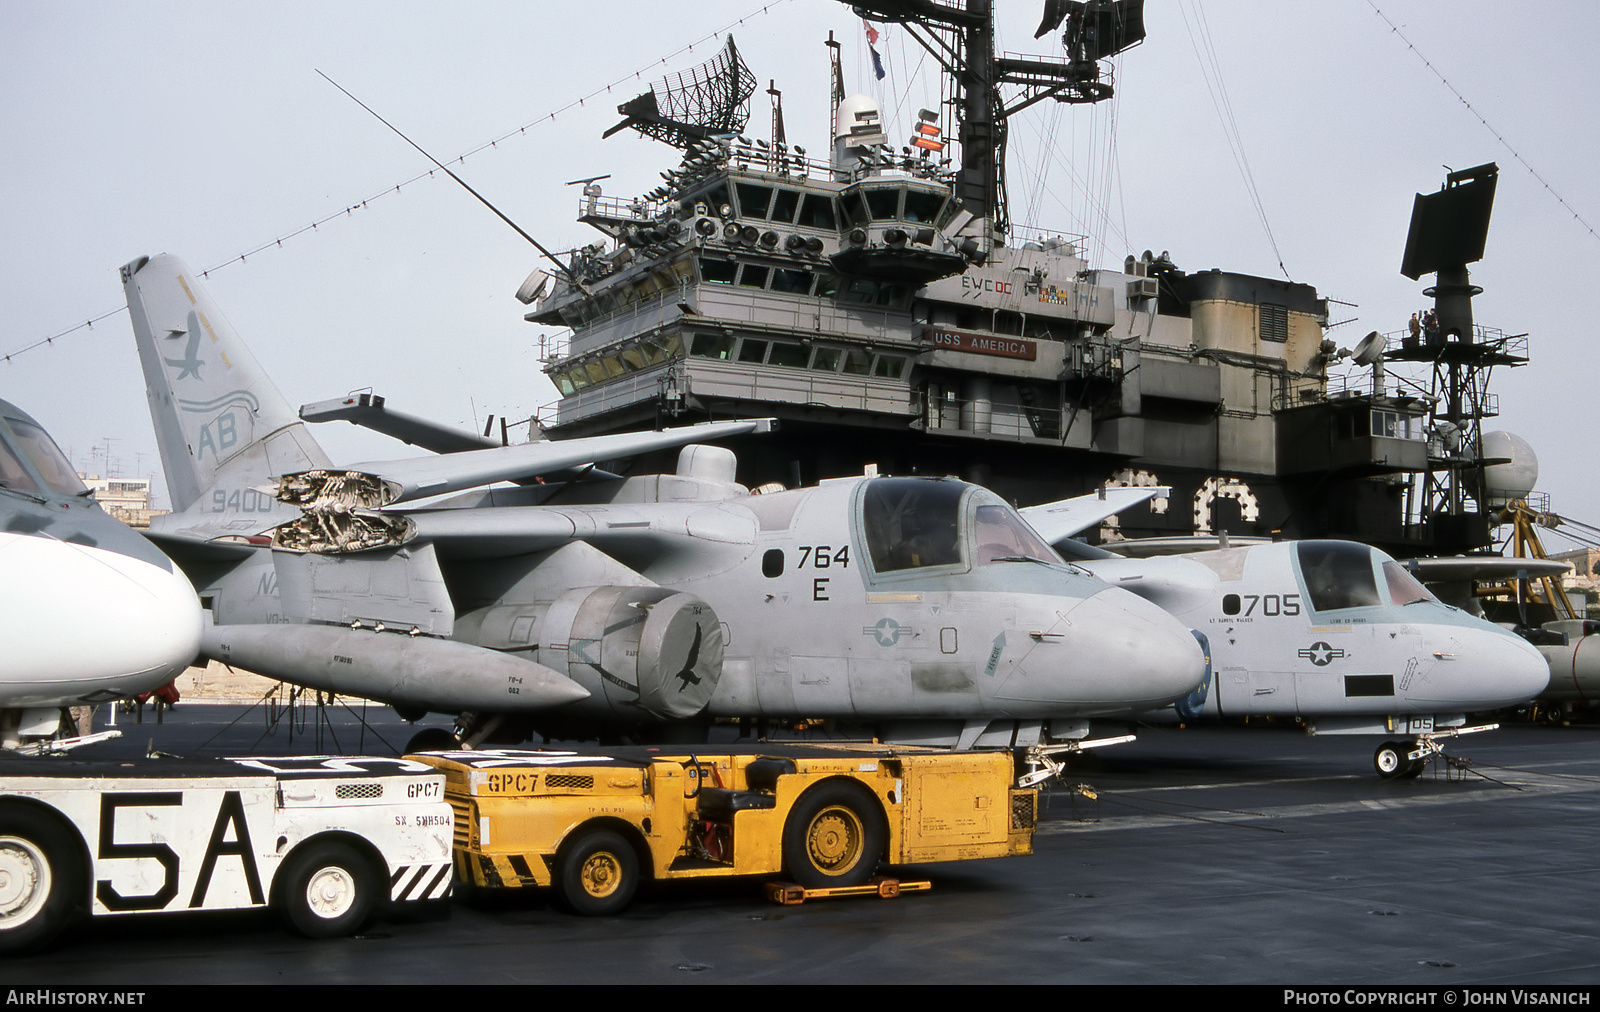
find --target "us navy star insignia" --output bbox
[1298,641,1347,666]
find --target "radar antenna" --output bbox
[604,36,758,149]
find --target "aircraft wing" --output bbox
[1405,556,1571,581]
[1019,486,1170,546]
[397,501,759,560]
[298,418,776,507]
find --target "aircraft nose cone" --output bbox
[1006,587,1205,714]
[1414,626,1550,709]
[0,534,202,699]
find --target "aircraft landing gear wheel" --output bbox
[553,829,639,916]
[782,782,884,889]
[0,808,80,954]
[1374,741,1411,780]
[277,841,378,938]
[1400,756,1426,779]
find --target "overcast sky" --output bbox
[3,1,1594,548]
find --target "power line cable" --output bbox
[1367,1,1600,246]
[5,1,794,365]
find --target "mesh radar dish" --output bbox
[604,36,757,150]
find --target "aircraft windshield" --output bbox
[0,438,39,491]
[973,501,1060,565]
[860,478,1063,573]
[861,478,964,572]
[1297,541,1382,611]
[2,416,86,496]
[1382,560,1439,606]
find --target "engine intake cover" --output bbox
[547,586,724,720]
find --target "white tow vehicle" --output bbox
[0,755,453,953]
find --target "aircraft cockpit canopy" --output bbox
[0,407,87,497]
[1295,541,1440,612]
[860,477,1062,574]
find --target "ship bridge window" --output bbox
[1371,410,1423,440]
[811,347,842,372]
[815,274,842,299]
[841,348,872,375]
[735,183,773,219]
[768,342,810,368]
[838,278,910,310]
[699,258,737,284]
[902,190,944,224]
[738,339,769,363]
[878,284,910,309]
[699,183,730,216]
[652,333,683,360]
[872,353,908,379]
[842,192,871,227]
[841,279,878,304]
[799,194,837,230]
[865,188,901,220]
[738,265,770,289]
[770,189,801,224]
[689,333,736,361]
[861,477,965,572]
[1296,541,1382,612]
[619,346,649,371]
[772,268,811,295]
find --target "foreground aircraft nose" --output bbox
[0,533,202,703]
[1412,625,1551,710]
[1003,586,1206,715]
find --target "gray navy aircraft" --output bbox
[1022,489,1550,776]
[0,400,201,749]
[123,253,1205,752]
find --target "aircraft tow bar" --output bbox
[1019,734,1137,788]
[1406,722,1499,766]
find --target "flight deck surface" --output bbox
[6,703,1597,985]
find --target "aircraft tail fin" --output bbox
[122,254,332,517]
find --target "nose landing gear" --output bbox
[1373,723,1498,780]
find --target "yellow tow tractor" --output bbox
[411,744,1037,914]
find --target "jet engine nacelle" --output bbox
[540,586,724,721]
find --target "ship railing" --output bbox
[1007,224,1088,257]
[578,193,675,225]
[920,391,1065,442]
[1273,371,1449,416]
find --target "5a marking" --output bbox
[95,791,265,912]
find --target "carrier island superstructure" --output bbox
[523,1,1523,556]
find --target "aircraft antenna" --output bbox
[316,70,588,294]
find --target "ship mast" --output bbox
[848,0,1144,243]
